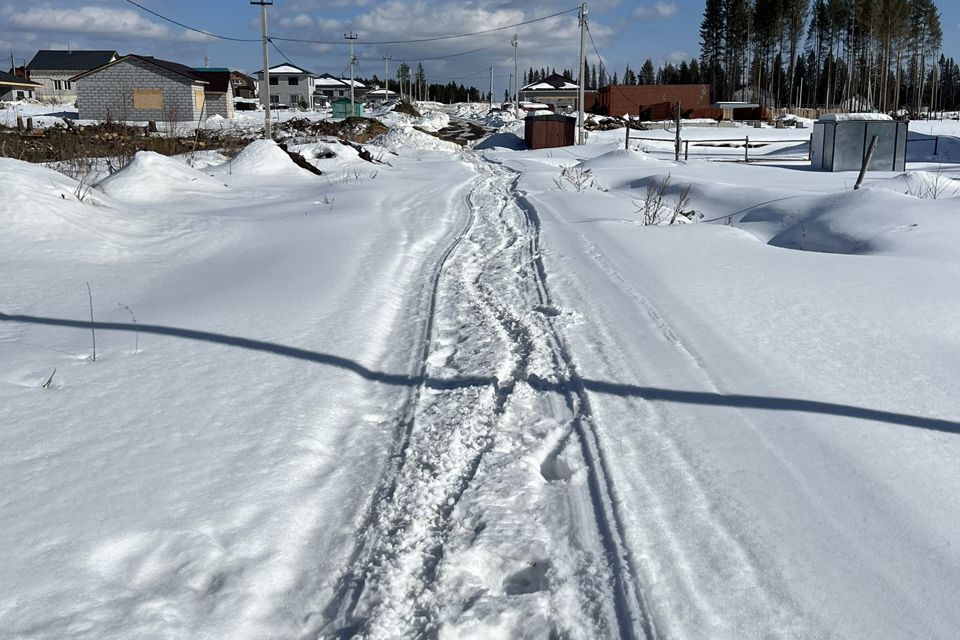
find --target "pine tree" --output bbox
[700,0,725,99]
[641,59,656,84]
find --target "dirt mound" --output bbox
[393,100,421,117]
[274,117,388,142]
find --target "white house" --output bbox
[313,73,367,107]
[26,50,118,103]
[255,63,317,109]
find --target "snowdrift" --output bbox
[97,151,231,203]
[215,139,316,179]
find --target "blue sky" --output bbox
[3,1,959,92]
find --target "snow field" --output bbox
[3,99,960,639]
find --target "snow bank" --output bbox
[473,132,526,151]
[414,110,451,132]
[576,148,664,169]
[863,170,960,199]
[819,112,893,121]
[216,139,314,178]
[97,151,231,203]
[0,158,186,259]
[371,125,460,154]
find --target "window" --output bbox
[133,88,163,110]
[269,94,280,104]
[287,77,299,86]
[269,77,278,85]
[54,80,62,90]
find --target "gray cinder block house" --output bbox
[192,68,235,119]
[71,55,209,123]
[26,50,118,103]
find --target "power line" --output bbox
[122,0,578,47]
[273,7,580,45]
[122,0,258,42]
[586,24,645,110]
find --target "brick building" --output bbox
[595,84,714,119]
[71,55,208,122]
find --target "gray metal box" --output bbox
[811,117,908,172]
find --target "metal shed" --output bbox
[332,97,364,119]
[811,114,908,172]
[524,113,575,150]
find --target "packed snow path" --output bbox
[313,155,653,639]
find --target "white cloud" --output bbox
[632,2,678,19]
[8,6,172,39]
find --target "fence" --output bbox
[625,129,814,163]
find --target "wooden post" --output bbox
[625,122,630,150]
[674,101,681,161]
[744,136,749,163]
[934,136,939,156]
[684,140,689,161]
[854,135,879,190]
[25,117,33,131]
[16,116,23,130]
[808,133,813,160]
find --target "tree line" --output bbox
[699,0,951,113]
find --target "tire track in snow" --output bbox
[309,171,480,638]
[312,157,541,639]
[508,177,658,640]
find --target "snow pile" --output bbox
[291,140,362,163]
[863,170,960,199]
[473,132,525,151]
[97,151,231,203]
[371,125,461,154]
[413,109,450,132]
[576,148,664,169]
[214,139,314,178]
[819,112,893,122]
[0,158,188,259]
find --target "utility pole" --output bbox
[489,67,494,108]
[345,32,358,116]
[577,2,588,144]
[512,33,519,111]
[251,0,273,139]
[383,54,391,101]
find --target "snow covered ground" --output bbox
[2,103,960,639]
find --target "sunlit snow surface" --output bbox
[2,101,960,639]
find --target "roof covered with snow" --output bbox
[256,63,317,77]
[520,73,579,92]
[819,113,894,122]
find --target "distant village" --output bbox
[0,49,746,125]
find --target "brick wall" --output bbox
[596,85,711,117]
[76,58,202,123]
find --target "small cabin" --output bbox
[524,113,575,150]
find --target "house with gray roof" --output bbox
[71,54,208,123]
[255,63,317,109]
[0,70,42,101]
[26,50,118,103]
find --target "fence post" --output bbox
[934,136,939,156]
[854,135,879,190]
[684,139,689,161]
[625,123,630,150]
[744,136,749,163]
[674,101,681,161]
[808,133,813,160]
